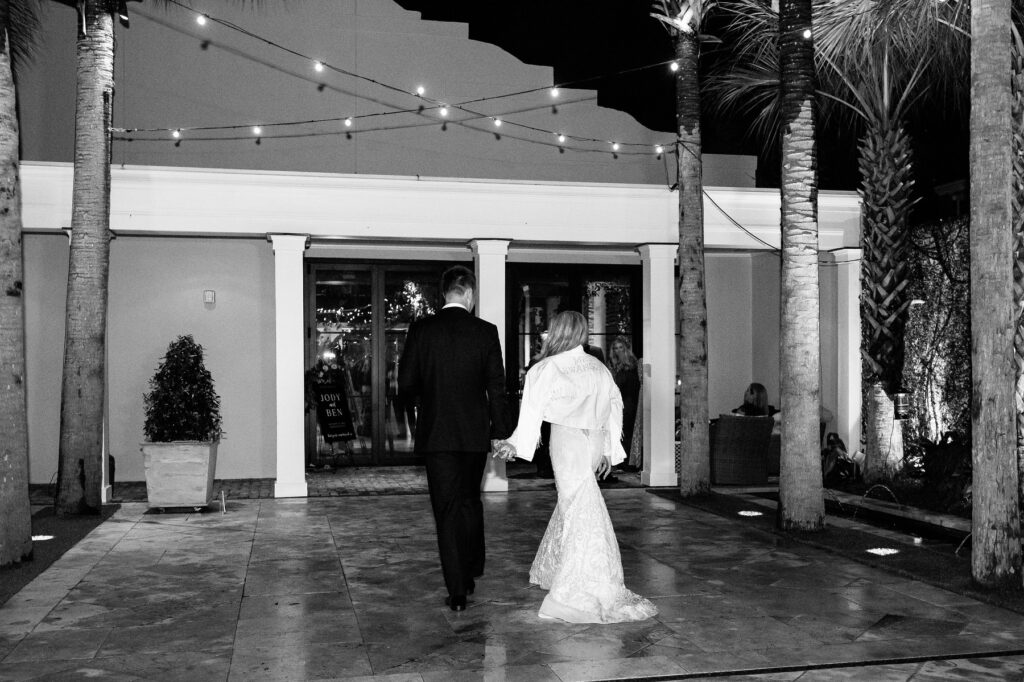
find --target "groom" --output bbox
[398,265,513,611]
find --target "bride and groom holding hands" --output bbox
[398,265,656,623]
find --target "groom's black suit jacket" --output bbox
[398,306,512,453]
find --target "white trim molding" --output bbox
[23,162,861,250]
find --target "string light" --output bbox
[669,61,679,72]
[557,133,566,144]
[344,117,352,127]
[655,145,663,154]
[252,125,262,135]
[439,106,449,117]
[802,28,812,39]
[196,13,207,25]
[172,129,181,139]
[125,1,685,158]
[611,142,620,151]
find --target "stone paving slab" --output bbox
[29,463,641,505]
[4,490,1024,681]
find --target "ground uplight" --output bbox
[866,547,900,556]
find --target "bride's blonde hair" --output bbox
[538,311,589,360]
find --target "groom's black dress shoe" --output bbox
[445,595,467,611]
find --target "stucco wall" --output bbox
[706,254,753,417]
[24,234,68,485]
[23,235,277,484]
[18,0,754,187]
[751,253,781,405]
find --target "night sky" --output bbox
[398,0,969,216]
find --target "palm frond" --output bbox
[650,0,719,35]
[9,0,41,74]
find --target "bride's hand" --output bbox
[595,456,612,479]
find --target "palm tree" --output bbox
[55,0,117,515]
[651,0,716,496]
[0,0,41,566]
[972,0,1022,587]
[709,0,968,484]
[777,0,824,530]
[54,0,261,516]
[1012,20,1024,531]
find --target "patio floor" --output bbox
[4,486,1024,680]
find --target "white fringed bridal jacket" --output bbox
[507,345,627,465]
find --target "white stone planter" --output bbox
[140,441,218,510]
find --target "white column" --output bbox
[102,232,113,503]
[471,239,510,492]
[270,234,310,498]
[835,248,862,457]
[590,285,607,355]
[638,244,678,487]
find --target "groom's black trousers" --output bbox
[424,451,488,598]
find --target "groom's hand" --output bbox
[491,439,516,461]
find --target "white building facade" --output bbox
[18,0,862,497]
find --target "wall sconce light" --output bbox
[892,392,910,420]
[203,290,216,304]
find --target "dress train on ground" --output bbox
[529,424,657,624]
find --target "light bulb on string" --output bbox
[669,61,679,72]
[252,125,262,136]
[557,133,566,144]
[655,145,664,155]
[314,61,324,72]
[172,129,181,139]
[196,13,207,25]
[344,117,353,127]
[416,85,426,96]
[550,88,560,98]
[493,118,502,128]
[439,106,449,117]
[802,28,812,39]
[611,142,620,151]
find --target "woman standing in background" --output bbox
[608,336,640,472]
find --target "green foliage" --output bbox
[143,335,223,442]
[902,216,971,450]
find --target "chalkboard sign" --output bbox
[313,384,356,442]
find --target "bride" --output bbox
[498,311,657,624]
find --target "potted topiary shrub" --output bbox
[140,335,223,511]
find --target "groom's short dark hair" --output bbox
[442,265,475,297]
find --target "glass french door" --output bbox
[306,263,442,466]
[507,263,642,395]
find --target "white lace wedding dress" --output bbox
[508,346,657,624]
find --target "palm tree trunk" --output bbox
[970,0,1021,587]
[859,122,912,482]
[0,25,32,567]
[675,30,710,496]
[56,0,113,516]
[1011,26,1024,509]
[777,0,824,530]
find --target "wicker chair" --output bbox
[709,414,774,484]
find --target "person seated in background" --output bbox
[732,382,779,417]
[821,432,859,486]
